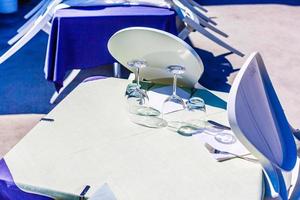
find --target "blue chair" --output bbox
[227,52,297,199]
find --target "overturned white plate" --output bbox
[108,27,203,88]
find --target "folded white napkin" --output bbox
[194,129,251,161]
[89,183,117,200]
[147,85,251,162]
[147,85,190,113]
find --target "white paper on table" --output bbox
[89,183,117,200]
[193,129,250,161]
[147,86,190,114]
[147,86,251,161]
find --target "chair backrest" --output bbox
[227,52,297,199]
[228,52,297,171]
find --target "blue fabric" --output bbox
[45,5,177,91]
[0,159,53,200]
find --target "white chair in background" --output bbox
[173,0,228,37]
[8,0,53,45]
[177,0,216,25]
[0,0,172,64]
[172,0,244,57]
[0,0,244,103]
[24,0,49,19]
[1,0,245,65]
[0,0,63,65]
[187,0,208,12]
[227,52,298,199]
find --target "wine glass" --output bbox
[177,124,236,144]
[125,59,167,128]
[127,59,159,116]
[162,65,186,118]
[126,88,167,128]
[172,96,236,144]
[168,97,206,136]
[127,59,148,103]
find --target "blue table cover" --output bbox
[0,159,53,200]
[44,5,177,91]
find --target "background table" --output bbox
[44,6,177,91]
[1,78,263,200]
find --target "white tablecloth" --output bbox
[4,78,263,199]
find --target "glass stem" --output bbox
[172,74,177,96]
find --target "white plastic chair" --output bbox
[1,0,243,64]
[0,0,63,64]
[1,0,172,64]
[24,0,49,19]
[177,0,216,25]
[173,0,228,37]
[172,0,244,57]
[227,52,298,199]
[187,0,208,13]
[7,0,53,45]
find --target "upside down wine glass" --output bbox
[176,97,236,144]
[161,65,236,144]
[127,59,149,105]
[162,65,186,118]
[126,59,167,128]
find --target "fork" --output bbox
[204,143,258,163]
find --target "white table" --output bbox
[3,78,263,199]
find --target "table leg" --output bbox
[113,62,121,78]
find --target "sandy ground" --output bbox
[0,114,44,156]
[0,3,299,157]
[190,4,300,127]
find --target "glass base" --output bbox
[131,115,168,128]
[177,125,203,137]
[214,133,236,144]
[136,106,161,116]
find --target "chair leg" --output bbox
[18,0,51,33]
[42,22,52,34]
[9,0,52,45]
[183,17,245,57]
[188,0,208,13]
[50,69,81,104]
[113,62,121,78]
[1,0,62,64]
[24,0,48,19]
[172,2,227,38]
[8,14,45,45]
[263,163,281,199]
[194,15,228,38]
[178,0,217,25]
[0,14,52,64]
[178,27,191,40]
[289,159,300,200]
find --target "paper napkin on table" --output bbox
[89,183,117,200]
[193,128,251,161]
[146,85,252,161]
[147,85,190,113]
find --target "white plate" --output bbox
[108,27,203,88]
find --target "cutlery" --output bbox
[204,143,258,163]
[207,120,231,130]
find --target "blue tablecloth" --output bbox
[44,5,177,91]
